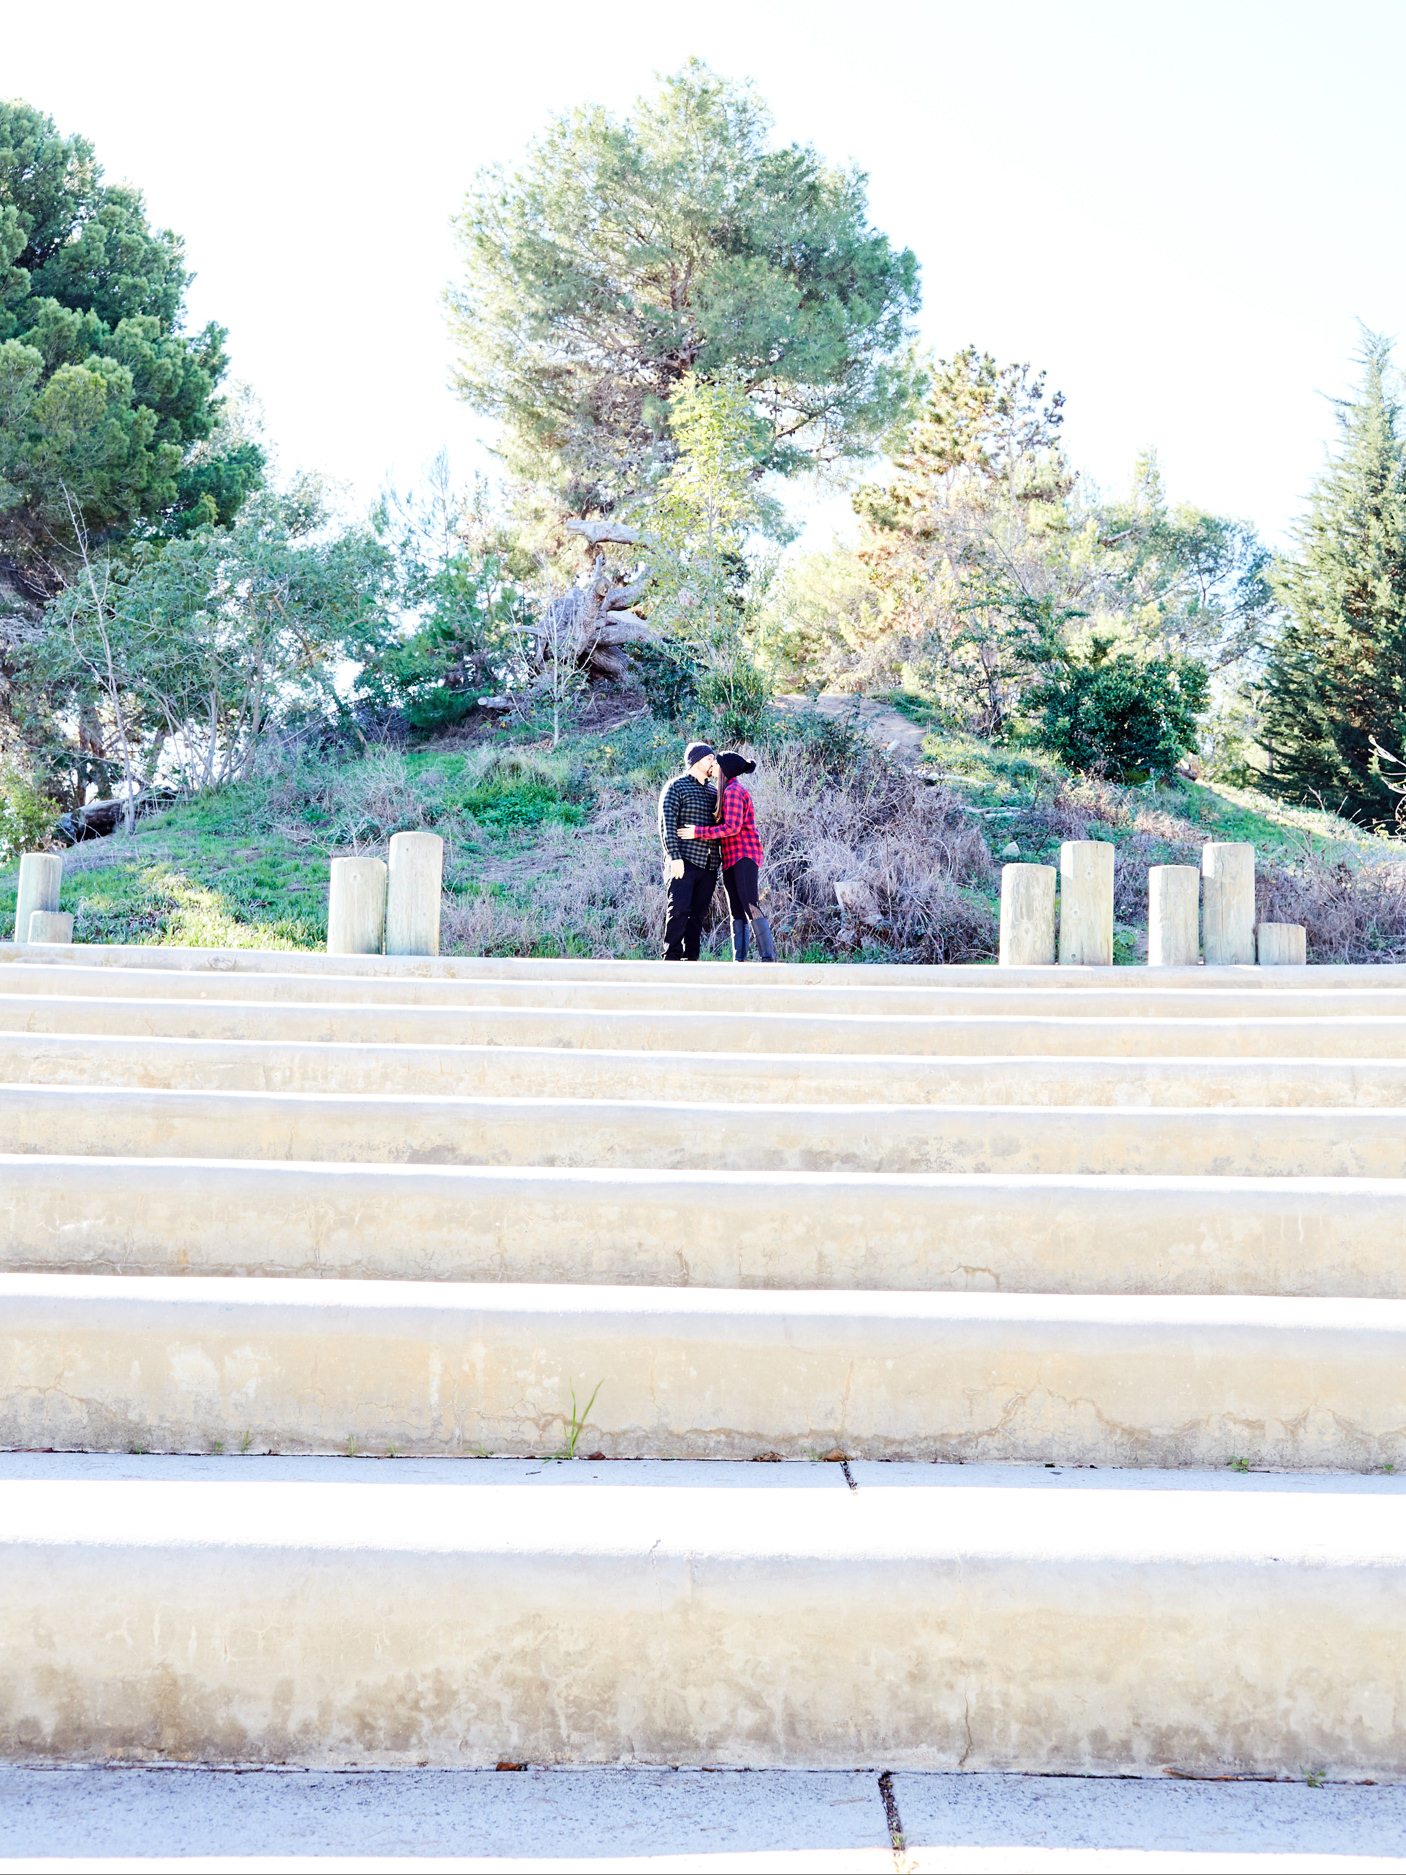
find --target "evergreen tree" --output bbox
[0,101,259,584]
[448,60,920,513]
[1262,333,1406,826]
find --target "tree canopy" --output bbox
[448,60,921,513]
[0,100,259,585]
[1261,332,1406,826]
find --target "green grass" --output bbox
[6,704,1404,958]
[0,740,596,949]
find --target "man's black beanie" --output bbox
[684,742,714,766]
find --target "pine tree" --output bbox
[1262,333,1406,826]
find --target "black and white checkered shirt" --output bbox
[658,773,720,871]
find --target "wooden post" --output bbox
[386,833,444,957]
[13,853,62,944]
[1148,865,1200,966]
[1257,922,1307,965]
[1202,844,1255,965]
[327,858,387,956]
[1058,842,1114,966]
[999,864,1057,966]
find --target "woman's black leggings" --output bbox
[722,858,762,920]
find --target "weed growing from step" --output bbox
[552,1382,603,1461]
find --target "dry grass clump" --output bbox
[265,748,445,852]
[1256,850,1406,962]
[1024,775,1406,962]
[441,736,998,962]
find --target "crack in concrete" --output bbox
[878,1768,906,1856]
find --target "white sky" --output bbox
[4,0,1402,550]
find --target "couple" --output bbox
[657,740,776,963]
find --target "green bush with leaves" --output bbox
[0,762,56,864]
[1025,643,1208,781]
[632,641,700,725]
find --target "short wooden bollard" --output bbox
[386,831,444,957]
[1202,843,1255,964]
[998,863,1056,966]
[1058,841,1114,966]
[327,857,387,956]
[27,911,74,944]
[1257,922,1307,966]
[1148,865,1200,966]
[13,853,62,944]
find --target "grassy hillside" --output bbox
[5,703,1406,963]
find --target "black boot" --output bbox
[750,914,777,962]
[731,918,749,962]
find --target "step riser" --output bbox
[6,1160,1406,1297]
[11,995,1406,1058]
[5,1033,1406,1105]
[14,939,1395,986]
[4,1468,1404,1774]
[3,1085,1401,1177]
[8,961,1406,1021]
[5,1281,1403,1467]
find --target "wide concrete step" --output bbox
[21,939,1400,987]
[6,1083,1405,1177]
[12,991,1406,1059]
[4,1274,1404,1466]
[6,1029,1406,1104]
[6,1156,1406,1297]
[4,1453,1405,1774]
[7,959,1406,1021]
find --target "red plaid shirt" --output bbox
[687,780,764,868]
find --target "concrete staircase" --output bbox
[2,940,1405,1776]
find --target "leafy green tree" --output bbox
[846,347,1080,717]
[637,372,772,739]
[448,60,921,512]
[857,347,1071,528]
[22,486,391,814]
[363,457,531,733]
[1260,334,1406,826]
[0,101,257,579]
[1093,452,1274,676]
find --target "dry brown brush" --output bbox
[441,738,999,962]
[1022,777,1406,963]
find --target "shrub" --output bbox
[697,662,771,744]
[0,764,57,865]
[1026,648,1208,781]
[632,642,700,724]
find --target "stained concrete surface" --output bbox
[2,1765,1405,1870]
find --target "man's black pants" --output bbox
[663,860,718,961]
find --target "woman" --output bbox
[679,752,776,962]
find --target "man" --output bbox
[657,742,720,961]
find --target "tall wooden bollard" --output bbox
[13,852,62,943]
[27,911,74,944]
[1202,843,1255,964]
[1257,922,1306,965]
[386,831,444,957]
[327,856,387,955]
[999,863,1056,965]
[1148,865,1200,966]
[1058,841,1114,966]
